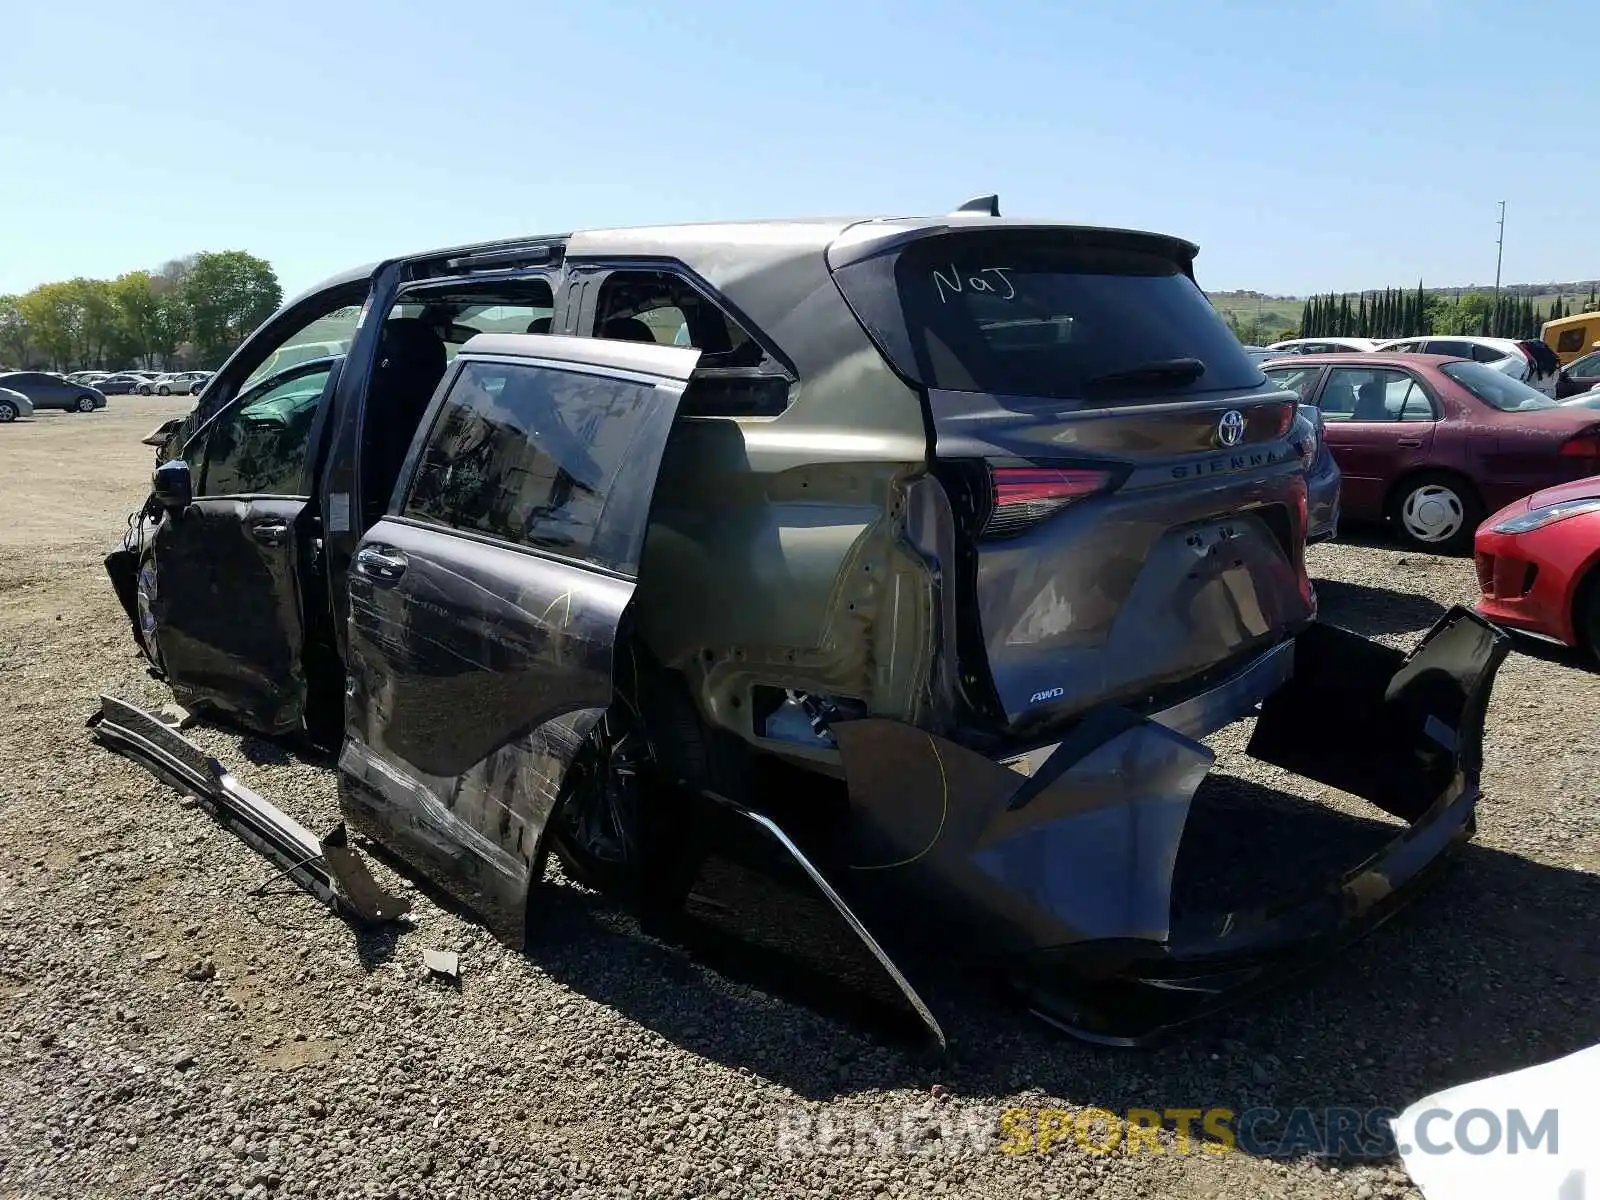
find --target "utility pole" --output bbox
[1494,201,1506,297]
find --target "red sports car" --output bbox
[1475,476,1600,662]
[1263,353,1600,552]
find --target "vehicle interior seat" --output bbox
[599,317,658,344]
[1353,381,1389,421]
[364,317,448,520]
[1320,378,1356,418]
[526,316,552,334]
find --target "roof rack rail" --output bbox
[950,194,1000,217]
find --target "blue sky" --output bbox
[3,0,1593,299]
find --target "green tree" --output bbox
[73,278,119,368]
[0,294,30,367]
[110,271,162,366]
[184,251,282,366]
[18,281,90,368]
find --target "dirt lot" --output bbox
[2,399,1599,1200]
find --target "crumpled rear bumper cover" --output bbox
[698,607,1507,1046]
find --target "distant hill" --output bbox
[1208,282,1600,331]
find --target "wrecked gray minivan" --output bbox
[101,202,1507,1047]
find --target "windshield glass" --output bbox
[834,231,1265,401]
[1440,361,1558,411]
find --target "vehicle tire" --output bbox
[157,385,170,396]
[551,644,747,898]
[75,394,97,413]
[1576,571,1600,670]
[1389,472,1482,554]
[0,400,16,423]
[135,545,165,674]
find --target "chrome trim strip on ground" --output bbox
[704,791,948,1051]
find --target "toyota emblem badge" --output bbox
[1217,409,1246,448]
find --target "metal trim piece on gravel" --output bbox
[90,693,409,926]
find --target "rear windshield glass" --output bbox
[1440,361,1557,411]
[833,231,1265,401]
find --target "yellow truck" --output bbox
[1542,311,1600,364]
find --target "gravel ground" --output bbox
[3,400,1599,1200]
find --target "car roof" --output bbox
[290,211,1204,383]
[1267,336,1377,346]
[1264,352,1465,367]
[293,213,1201,305]
[1375,334,1518,347]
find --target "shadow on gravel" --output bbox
[968,838,1600,1163]
[1498,630,1598,673]
[235,733,336,771]
[1322,522,1396,552]
[1323,521,1471,559]
[521,881,934,1099]
[522,779,1600,1149]
[1311,577,1448,640]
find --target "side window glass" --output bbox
[1471,343,1508,363]
[1323,367,1407,422]
[1263,366,1320,400]
[197,366,333,497]
[403,360,664,571]
[1570,353,1600,381]
[1427,340,1474,359]
[593,272,759,366]
[591,270,789,415]
[387,283,555,362]
[240,304,363,392]
[1556,328,1586,354]
[1318,368,1360,419]
[1386,375,1435,421]
[1399,384,1435,421]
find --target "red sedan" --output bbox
[1475,477,1600,661]
[1263,353,1600,552]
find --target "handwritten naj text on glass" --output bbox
[932,265,1016,304]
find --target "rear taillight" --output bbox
[984,466,1115,538]
[1560,428,1600,458]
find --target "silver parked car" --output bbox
[137,372,208,396]
[0,371,106,411]
[0,387,34,422]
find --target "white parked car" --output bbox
[1373,336,1559,395]
[137,372,209,396]
[1263,336,1380,355]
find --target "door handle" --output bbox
[355,545,409,584]
[248,520,290,547]
[1397,438,1423,448]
